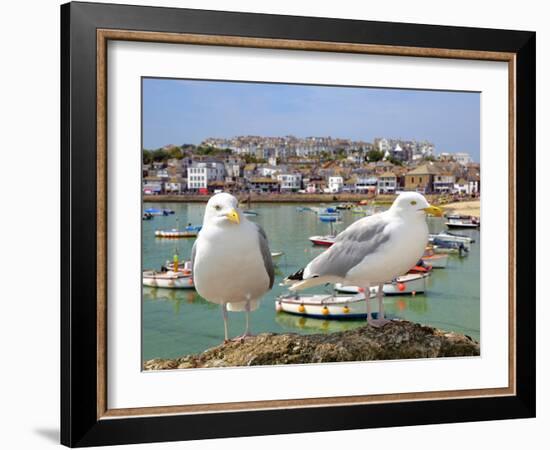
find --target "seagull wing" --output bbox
[254,222,275,289]
[305,214,391,279]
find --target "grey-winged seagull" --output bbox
[286,192,442,327]
[192,193,274,342]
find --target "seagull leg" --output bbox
[222,302,229,343]
[362,284,373,323]
[232,300,253,343]
[370,283,391,328]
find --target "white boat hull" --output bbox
[142,271,195,289]
[429,232,474,244]
[334,274,428,295]
[276,293,379,319]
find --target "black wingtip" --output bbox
[286,268,304,281]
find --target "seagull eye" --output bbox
[410,200,417,206]
[214,205,221,211]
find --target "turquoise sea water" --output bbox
[142,203,480,362]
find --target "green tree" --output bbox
[366,149,385,162]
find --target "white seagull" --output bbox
[192,193,274,342]
[286,192,442,327]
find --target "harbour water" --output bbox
[142,202,480,362]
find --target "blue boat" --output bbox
[319,215,339,223]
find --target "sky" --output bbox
[143,78,480,162]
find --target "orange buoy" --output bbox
[298,304,306,313]
[322,306,329,315]
[358,287,365,293]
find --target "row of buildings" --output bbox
[143,153,480,196]
[200,135,441,164]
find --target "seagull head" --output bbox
[390,192,443,218]
[203,192,241,226]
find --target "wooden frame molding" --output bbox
[96,29,517,420]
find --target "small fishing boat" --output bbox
[445,215,480,229]
[155,222,202,238]
[351,207,367,215]
[144,208,175,216]
[142,212,153,220]
[275,292,379,319]
[334,273,429,296]
[309,235,337,246]
[243,210,259,217]
[144,252,195,289]
[311,206,338,215]
[142,270,195,289]
[155,228,199,238]
[295,206,312,212]
[429,231,475,244]
[336,203,354,210]
[319,214,340,223]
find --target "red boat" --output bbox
[309,235,336,246]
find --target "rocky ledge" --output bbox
[144,320,479,370]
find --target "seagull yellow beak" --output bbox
[225,208,240,224]
[423,205,443,217]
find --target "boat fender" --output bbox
[357,287,365,293]
[343,306,350,314]
[322,306,329,315]
[412,291,416,296]
[398,283,406,292]
[298,304,306,313]
[276,301,283,312]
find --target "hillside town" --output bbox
[142,135,480,198]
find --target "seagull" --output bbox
[192,193,274,342]
[285,192,442,327]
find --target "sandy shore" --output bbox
[441,200,480,218]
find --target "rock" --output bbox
[142,320,479,370]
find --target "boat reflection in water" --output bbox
[275,311,370,334]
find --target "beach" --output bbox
[441,200,480,218]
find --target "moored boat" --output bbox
[309,235,336,246]
[144,208,175,216]
[275,292,379,319]
[334,273,429,296]
[155,223,202,238]
[445,215,480,229]
[319,214,340,223]
[142,270,195,289]
[271,251,284,263]
[243,210,259,217]
[429,231,474,244]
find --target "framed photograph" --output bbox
[61,1,535,447]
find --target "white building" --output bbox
[454,152,473,165]
[377,172,397,194]
[325,176,344,193]
[277,173,302,191]
[187,162,225,190]
[258,166,280,178]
